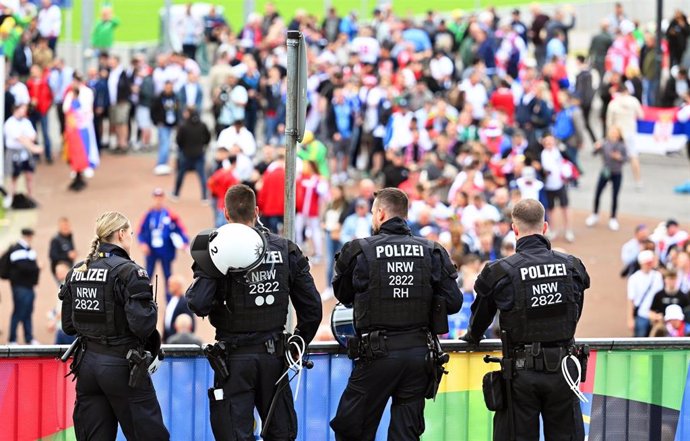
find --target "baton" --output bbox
[60,338,80,363]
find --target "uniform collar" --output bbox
[376,217,412,236]
[515,234,551,252]
[98,243,131,259]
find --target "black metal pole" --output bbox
[655,0,663,106]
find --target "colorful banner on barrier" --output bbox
[1,349,690,440]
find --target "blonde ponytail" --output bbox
[76,235,101,272]
[76,211,130,272]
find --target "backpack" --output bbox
[553,107,575,140]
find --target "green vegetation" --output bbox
[62,0,568,44]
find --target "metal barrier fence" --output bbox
[2,338,690,441]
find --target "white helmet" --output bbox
[191,223,268,277]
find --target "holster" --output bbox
[61,337,85,381]
[425,333,449,400]
[204,342,230,384]
[482,371,506,411]
[571,344,590,382]
[126,348,152,389]
[346,336,361,360]
[360,331,388,361]
[430,295,449,335]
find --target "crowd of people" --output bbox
[623,220,690,337]
[1,0,690,344]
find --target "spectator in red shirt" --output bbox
[257,152,286,233]
[26,65,53,163]
[207,154,239,227]
[295,161,328,263]
[489,79,515,125]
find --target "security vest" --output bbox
[211,234,290,333]
[356,234,434,332]
[498,251,579,345]
[68,255,132,341]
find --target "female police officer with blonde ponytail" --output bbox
[59,211,169,440]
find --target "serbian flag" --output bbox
[634,106,689,155]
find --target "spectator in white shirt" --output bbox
[540,132,574,242]
[3,104,42,209]
[37,0,61,53]
[658,220,690,265]
[621,224,650,272]
[216,121,255,183]
[627,250,664,337]
[515,166,544,201]
[460,193,501,234]
[8,74,30,106]
[217,120,257,158]
[177,3,203,60]
[459,69,488,121]
[350,27,380,65]
[340,199,373,243]
[430,51,455,90]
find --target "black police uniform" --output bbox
[186,230,322,441]
[59,243,169,441]
[464,234,591,441]
[330,217,462,441]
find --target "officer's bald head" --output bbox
[511,199,547,237]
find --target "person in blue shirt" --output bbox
[88,66,110,151]
[137,188,189,299]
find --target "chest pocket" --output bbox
[72,283,107,321]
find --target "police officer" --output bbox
[186,184,322,441]
[463,198,591,441]
[59,211,169,440]
[330,187,462,441]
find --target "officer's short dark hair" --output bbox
[511,199,545,232]
[225,184,256,223]
[374,188,409,219]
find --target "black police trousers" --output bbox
[330,346,429,441]
[209,352,297,441]
[494,369,584,441]
[73,350,169,441]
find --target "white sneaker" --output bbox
[7,341,18,346]
[154,164,172,175]
[3,195,13,209]
[30,339,41,345]
[608,218,620,231]
[169,194,179,203]
[565,230,575,243]
[635,181,644,192]
[585,214,599,227]
[545,230,557,241]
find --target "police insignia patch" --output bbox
[137,269,149,279]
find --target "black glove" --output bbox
[460,333,481,351]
